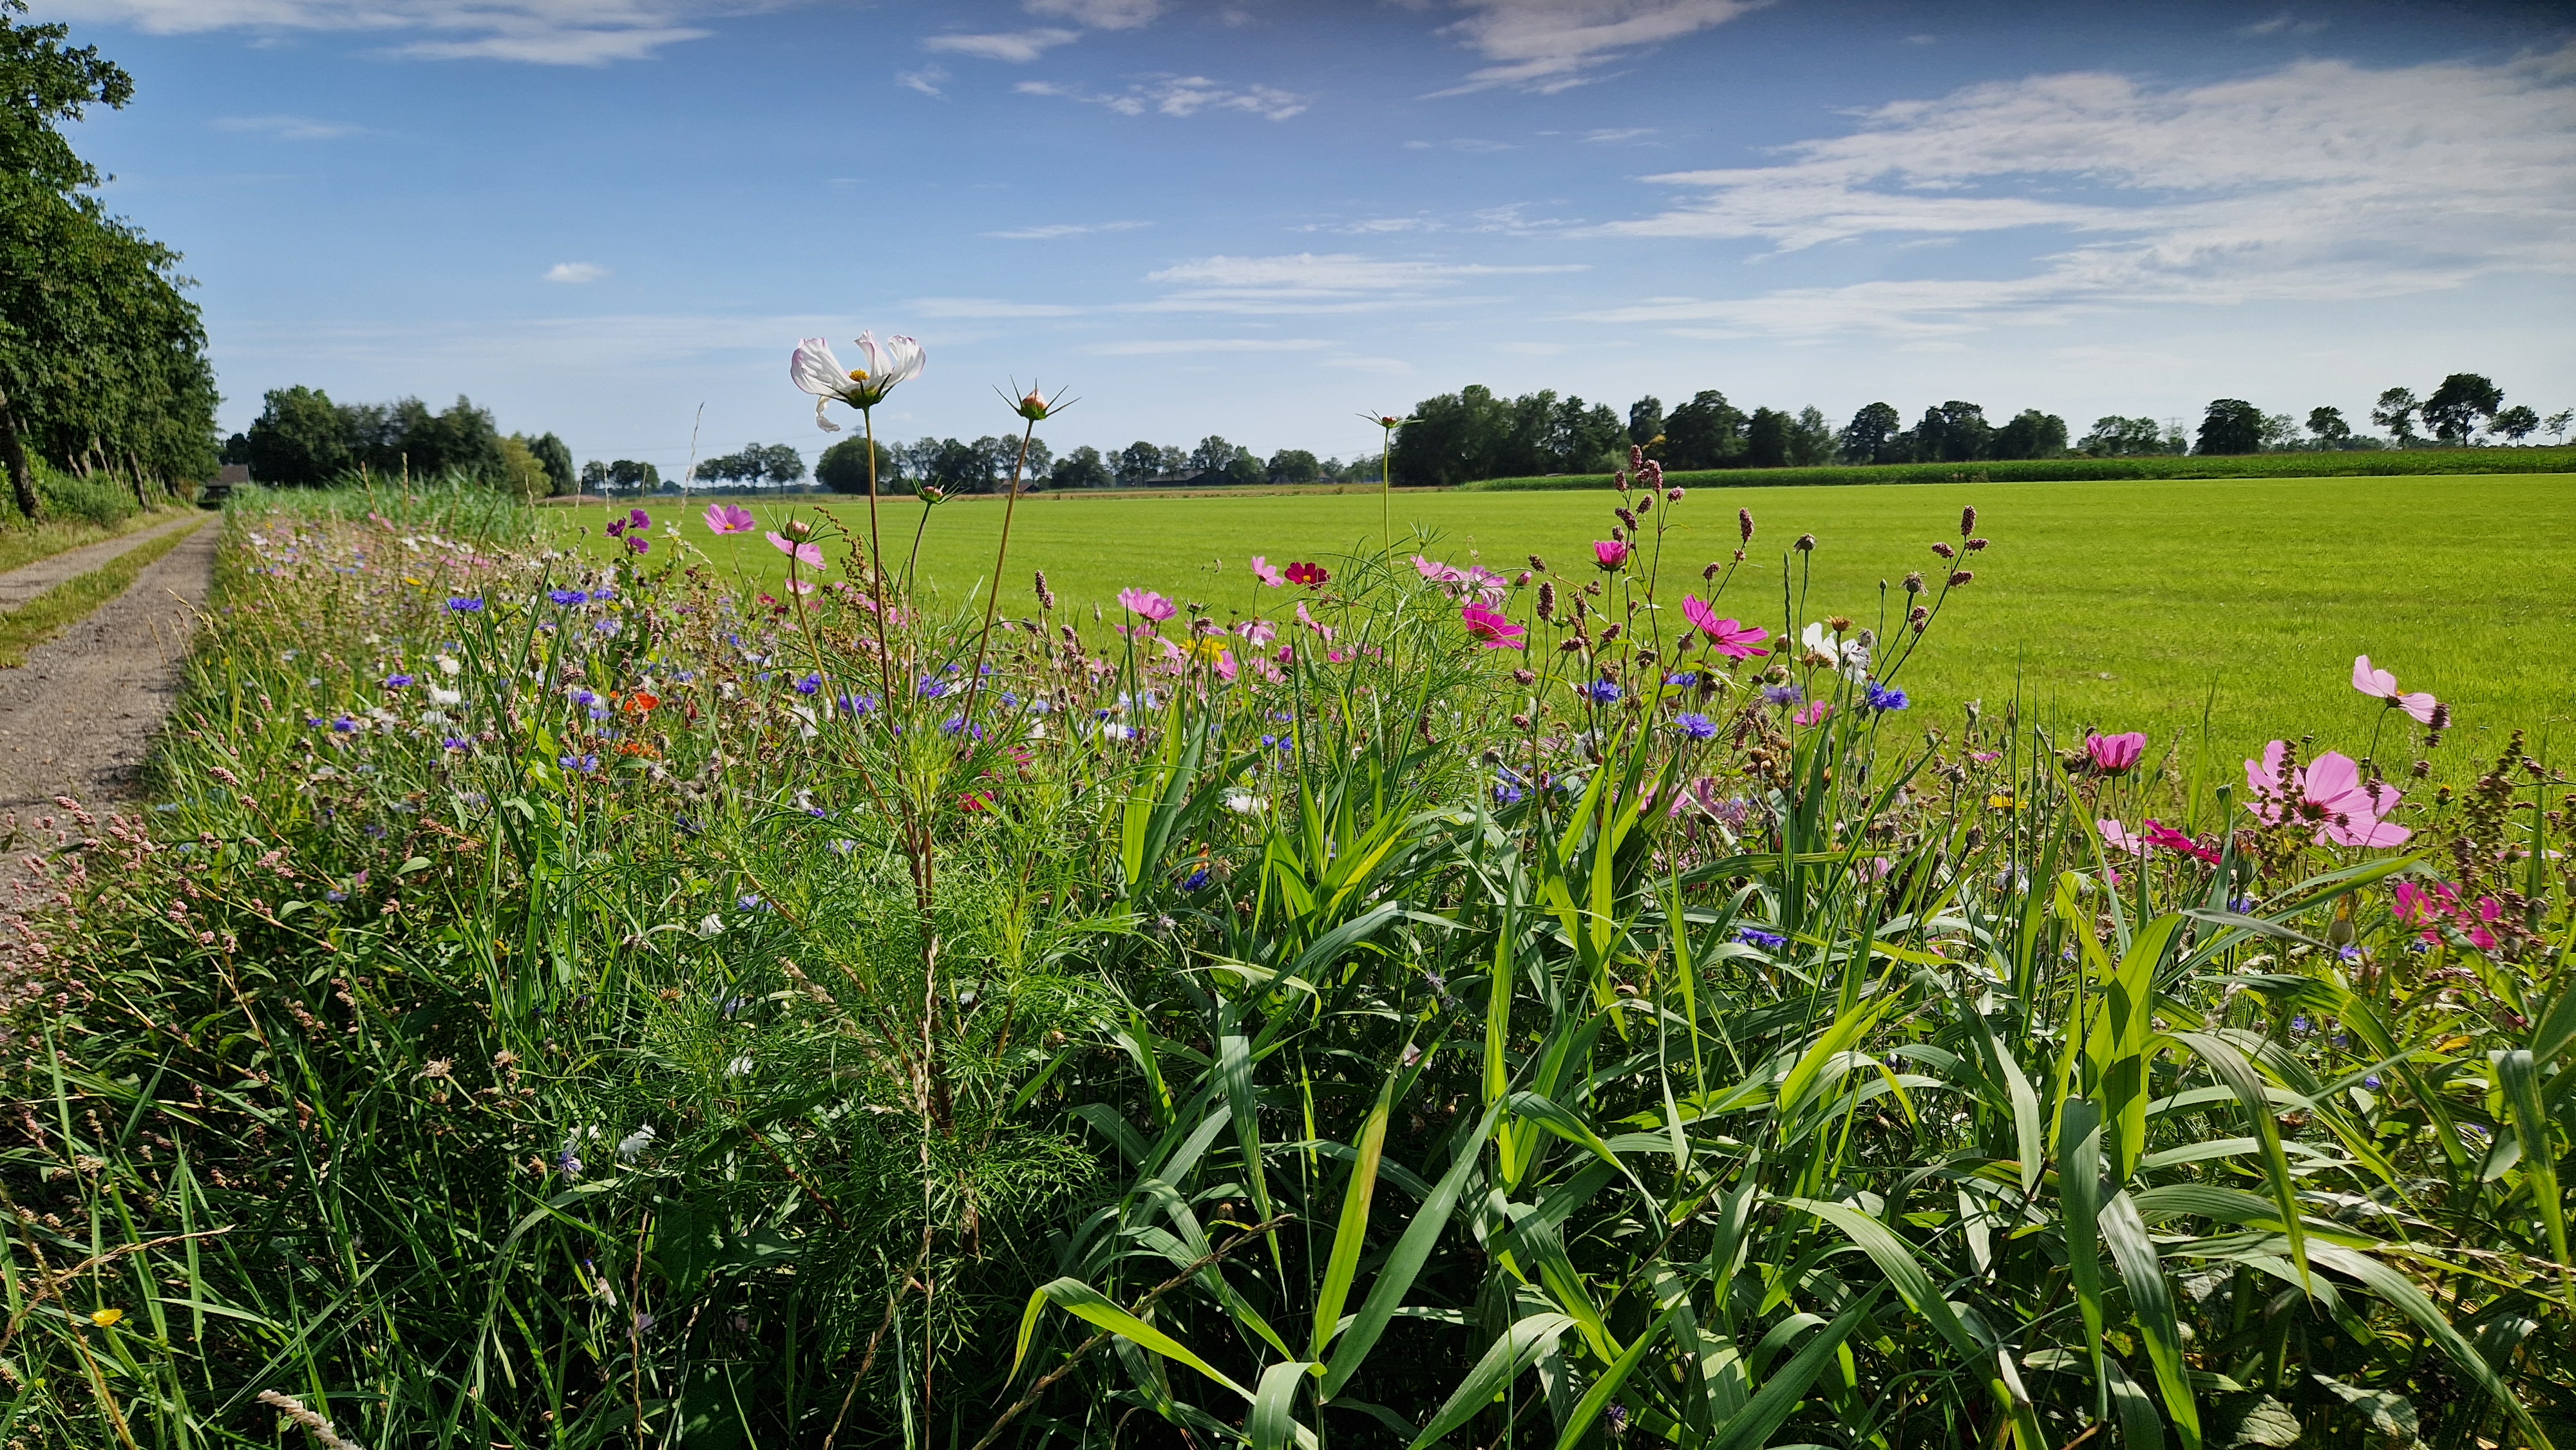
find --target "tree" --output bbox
[1266,448,1319,485]
[1014,437,1053,487]
[605,459,659,493]
[1662,390,1746,469]
[1627,395,1663,451]
[2545,409,2573,445]
[579,459,608,492]
[2306,407,2352,447]
[2420,373,2502,445]
[1785,406,1837,467]
[495,437,548,501]
[1222,453,1263,487]
[1992,409,2067,460]
[2196,399,2263,456]
[2488,404,2539,444]
[2258,413,2300,451]
[1050,444,1111,489]
[2371,388,2420,447]
[1743,407,1790,468]
[1838,402,1904,464]
[2077,416,2173,457]
[815,436,893,494]
[1115,441,1164,487]
[1189,435,1242,473]
[529,432,574,494]
[1912,401,1991,463]
[245,385,350,485]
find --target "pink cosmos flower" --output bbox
[1461,603,1526,650]
[1681,596,1770,658]
[766,531,824,568]
[1214,650,1238,683]
[2098,818,2149,854]
[2393,880,2501,949]
[2145,820,2222,865]
[704,502,757,535]
[2086,731,2147,774]
[2245,741,2411,847]
[1250,555,1285,588]
[1414,554,1466,584]
[1296,601,1334,640]
[1117,588,1177,622]
[1593,540,1630,570]
[1284,561,1329,588]
[2352,655,2438,725]
[1792,701,1832,727]
[1238,619,1277,647]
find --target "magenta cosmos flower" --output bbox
[2351,654,2438,724]
[1461,603,1526,650]
[2245,741,2410,847]
[2086,731,2146,774]
[1593,540,1630,570]
[705,502,756,535]
[1681,596,1770,658]
[766,531,824,568]
[1117,588,1177,622]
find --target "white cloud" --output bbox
[1589,46,2576,337]
[897,64,948,96]
[46,0,723,63]
[1433,0,1770,95]
[1086,337,1332,355]
[1323,356,1416,373]
[1580,126,1656,143]
[922,27,1078,62]
[1016,75,1309,121]
[1133,252,1589,316]
[981,220,1151,239]
[214,114,363,140]
[1024,0,1160,28]
[544,261,609,283]
[906,297,1084,317]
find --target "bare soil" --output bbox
[0,518,216,811]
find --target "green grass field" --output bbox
[1466,443,2576,490]
[570,472,2575,782]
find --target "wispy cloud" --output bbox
[1136,252,1588,314]
[1025,0,1161,27]
[1016,75,1309,121]
[1588,46,2576,336]
[1086,337,1331,355]
[1403,137,1518,153]
[907,297,1084,317]
[1433,0,1770,95]
[50,0,726,64]
[981,220,1152,239]
[897,64,949,97]
[544,261,609,283]
[1579,126,1656,143]
[214,113,365,140]
[922,27,1079,62]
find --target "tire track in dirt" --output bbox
[0,511,207,611]
[0,518,217,811]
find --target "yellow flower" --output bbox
[1986,792,2023,811]
[90,1308,124,1328]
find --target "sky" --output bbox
[32,0,2576,475]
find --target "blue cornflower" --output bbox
[330,716,361,734]
[573,690,598,708]
[442,737,469,751]
[2338,945,2362,962]
[1180,867,1211,892]
[674,670,698,683]
[2291,1015,2311,1035]
[918,677,950,699]
[1674,711,1718,740]
[2364,1074,2383,1089]
[1736,926,1788,950]
[1664,671,1700,687]
[1763,683,1803,708]
[1493,781,1525,806]
[793,672,822,696]
[591,586,617,601]
[325,889,347,903]
[940,716,985,740]
[559,753,599,773]
[383,673,415,688]
[997,691,1019,708]
[446,596,484,613]
[1587,680,1622,704]
[594,618,620,637]
[1862,681,1909,713]
[588,706,611,721]
[305,716,326,728]
[739,894,768,912]
[838,693,877,716]
[549,588,588,606]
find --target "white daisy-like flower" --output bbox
[791,332,926,433]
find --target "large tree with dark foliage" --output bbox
[1837,402,1905,464]
[2196,398,2264,456]
[2420,373,2503,445]
[0,0,218,517]
[243,388,508,485]
[1991,408,2068,460]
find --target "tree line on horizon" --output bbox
[0,1,220,520]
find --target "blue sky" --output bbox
[37,0,2576,474]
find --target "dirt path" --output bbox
[0,511,207,611]
[0,517,218,811]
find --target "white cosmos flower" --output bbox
[428,686,462,706]
[791,331,926,433]
[1221,787,1264,814]
[1800,623,1871,681]
[696,914,725,939]
[617,1125,656,1162]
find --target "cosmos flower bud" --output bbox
[1015,388,1052,421]
[1513,570,1531,586]
[1794,534,1815,553]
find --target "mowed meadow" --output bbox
[574,471,2576,784]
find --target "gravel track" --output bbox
[0,517,217,811]
[0,511,206,611]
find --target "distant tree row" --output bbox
[231,386,573,498]
[0,1,220,518]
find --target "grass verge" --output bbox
[0,515,204,666]
[0,504,188,578]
